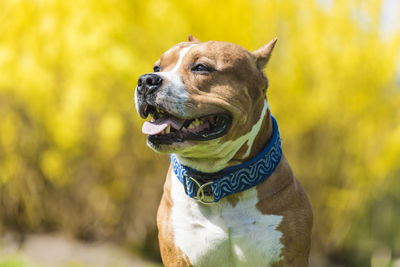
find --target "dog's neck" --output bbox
[175,99,273,173]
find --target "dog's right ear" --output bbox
[252,37,277,70]
[188,34,200,42]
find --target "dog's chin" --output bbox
[146,139,196,154]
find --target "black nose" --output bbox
[137,73,163,94]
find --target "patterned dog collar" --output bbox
[170,115,282,204]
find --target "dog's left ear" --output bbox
[252,37,277,70]
[188,35,200,42]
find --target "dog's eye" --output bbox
[153,66,161,72]
[191,64,214,73]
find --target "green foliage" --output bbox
[0,0,399,265]
[0,255,38,267]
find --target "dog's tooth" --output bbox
[156,107,164,115]
[166,125,171,134]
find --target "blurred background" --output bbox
[0,0,399,266]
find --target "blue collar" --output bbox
[170,115,282,204]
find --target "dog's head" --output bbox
[135,36,277,161]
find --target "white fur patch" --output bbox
[171,45,196,73]
[156,44,197,116]
[243,99,268,158]
[170,172,284,267]
[134,87,140,115]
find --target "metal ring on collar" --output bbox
[186,176,214,204]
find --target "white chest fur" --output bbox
[170,172,284,267]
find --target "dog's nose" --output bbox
[137,73,163,94]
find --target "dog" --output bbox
[135,35,313,267]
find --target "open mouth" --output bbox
[141,105,232,145]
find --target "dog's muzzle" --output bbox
[136,73,163,118]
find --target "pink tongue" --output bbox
[142,116,186,135]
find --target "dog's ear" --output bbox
[252,37,278,70]
[188,34,200,42]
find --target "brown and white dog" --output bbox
[135,35,313,267]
